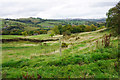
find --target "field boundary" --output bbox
[1,38,59,43]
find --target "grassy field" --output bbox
[24,34,50,40]
[1,29,119,79]
[38,21,63,27]
[23,26,41,31]
[2,35,24,39]
[2,34,50,40]
[38,20,88,27]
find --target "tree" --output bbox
[21,31,28,37]
[28,31,34,35]
[58,25,63,35]
[90,24,97,31]
[106,1,120,36]
[39,30,47,34]
[84,25,91,32]
[71,25,82,33]
[48,30,55,37]
[52,26,60,34]
[49,33,54,37]
[63,30,71,36]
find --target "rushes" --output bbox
[103,34,111,47]
[96,34,112,49]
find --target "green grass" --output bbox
[38,20,88,27]
[0,19,2,29]
[2,44,118,78]
[2,35,24,39]
[38,21,57,27]
[2,59,118,78]
[26,34,50,40]
[2,34,50,40]
[38,21,66,27]
[2,41,60,63]
[2,30,119,79]
[24,26,40,31]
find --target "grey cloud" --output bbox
[52,10,105,19]
[91,2,118,7]
[0,0,119,19]
[0,1,59,18]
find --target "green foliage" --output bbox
[2,21,25,35]
[90,24,97,31]
[106,1,120,36]
[71,25,84,33]
[97,26,105,30]
[2,18,49,35]
[21,31,28,36]
[2,35,24,39]
[61,43,68,48]
[63,30,71,36]
[2,25,118,78]
[48,46,118,66]
[52,26,60,34]
[57,25,63,35]
[84,25,92,32]
[2,17,104,35]
[49,33,54,37]
[39,30,47,34]
[52,24,97,35]
[48,30,55,37]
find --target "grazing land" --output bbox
[1,28,119,78]
[1,1,119,79]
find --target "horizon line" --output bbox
[0,17,106,20]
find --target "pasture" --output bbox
[1,28,119,78]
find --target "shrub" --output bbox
[61,43,68,48]
[21,31,28,36]
[63,30,71,36]
[102,34,111,47]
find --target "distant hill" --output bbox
[82,18,106,22]
[3,17,106,27]
[1,17,106,35]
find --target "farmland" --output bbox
[2,18,105,35]
[1,28,119,78]
[0,0,119,79]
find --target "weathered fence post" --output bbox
[59,37,62,56]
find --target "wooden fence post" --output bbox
[59,37,62,56]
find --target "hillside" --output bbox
[1,0,119,79]
[3,17,106,27]
[2,28,119,78]
[1,17,105,35]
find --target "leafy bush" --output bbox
[63,30,71,36]
[21,31,28,36]
[61,43,68,48]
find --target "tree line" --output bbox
[50,24,99,36]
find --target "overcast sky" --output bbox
[0,0,119,19]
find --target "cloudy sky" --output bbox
[0,0,119,19]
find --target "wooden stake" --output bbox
[59,37,62,56]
